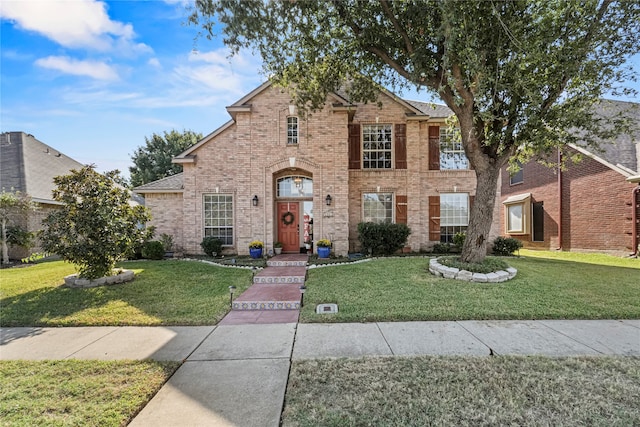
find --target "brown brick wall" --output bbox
[144,192,184,251]
[501,149,636,254]
[149,85,501,256]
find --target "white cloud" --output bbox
[0,0,151,54]
[35,56,119,81]
[148,57,161,68]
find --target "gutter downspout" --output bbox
[557,148,563,250]
[632,184,640,257]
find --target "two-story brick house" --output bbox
[500,100,640,256]
[134,82,502,256]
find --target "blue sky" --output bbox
[2,1,638,178]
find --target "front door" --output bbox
[277,202,300,252]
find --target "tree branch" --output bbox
[379,0,415,56]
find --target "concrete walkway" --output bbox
[2,319,639,426]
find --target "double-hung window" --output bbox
[362,124,392,169]
[287,116,298,145]
[440,193,469,243]
[363,193,393,223]
[439,128,468,169]
[203,194,233,245]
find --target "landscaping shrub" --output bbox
[142,241,164,260]
[453,232,466,248]
[357,222,411,256]
[492,236,523,256]
[432,242,451,254]
[201,237,223,257]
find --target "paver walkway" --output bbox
[218,254,307,325]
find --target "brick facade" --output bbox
[138,83,501,256]
[501,147,638,255]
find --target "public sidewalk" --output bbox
[2,319,639,426]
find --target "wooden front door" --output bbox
[277,202,300,252]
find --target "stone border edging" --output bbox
[64,269,135,288]
[182,258,264,271]
[429,258,517,283]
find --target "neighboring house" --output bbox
[0,131,85,259]
[500,100,640,256]
[134,81,502,256]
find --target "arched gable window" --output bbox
[277,176,312,197]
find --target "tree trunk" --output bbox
[460,164,501,263]
[2,218,9,265]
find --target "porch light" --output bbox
[325,194,332,206]
[228,285,236,308]
[299,285,307,307]
[252,195,259,206]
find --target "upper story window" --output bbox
[287,116,298,145]
[510,161,524,185]
[440,128,468,170]
[363,124,392,169]
[363,193,393,223]
[203,194,233,245]
[277,176,313,197]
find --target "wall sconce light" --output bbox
[299,285,307,307]
[252,195,259,206]
[325,194,332,206]
[228,285,236,308]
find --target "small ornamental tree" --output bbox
[40,166,151,279]
[0,190,36,264]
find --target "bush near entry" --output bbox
[357,222,411,256]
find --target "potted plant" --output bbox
[273,241,283,255]
[316,239,331,258]
[249,240,264,259]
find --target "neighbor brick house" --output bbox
[134,82,501,256]
[500,100,640,256]
[0,131,85,259]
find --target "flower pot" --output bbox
[249,247,263,259]
[274,247,282,255]
[317,246,330,259]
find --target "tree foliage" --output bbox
[0,190,36,264]
[129,130,202,187]
[190,0,640,262]
[40,166,151,279]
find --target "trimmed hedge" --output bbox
[492,236,523,256]
[201,237,223,257]
[142,241,165,260]
[357,222,411,256]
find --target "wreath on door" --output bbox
[282,211,295,225]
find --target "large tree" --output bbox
[129,130,202,187]
[190,0,639,262]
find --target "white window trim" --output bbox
[287,116,299,145]
[439,127,468,170]
[362,123,393,169]
[503,193,531,235]
[362,192,394,223]
[203,193,234,246]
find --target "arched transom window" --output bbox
[277,176,313,198]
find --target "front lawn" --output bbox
[0,260,253,326]
[300,250,640,322]
[0,360,179,426]
[282,356,640,426]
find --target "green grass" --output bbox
[0,359,179,427]
[300,250,640,322]
[0,259,253,326]
[282,356,640,426]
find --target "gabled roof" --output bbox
[570,100,640,177]
[405,100,454,119]
[0,131,85,203]
[133,172,184,193]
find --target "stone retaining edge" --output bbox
[429,258,517,283]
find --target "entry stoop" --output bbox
[232,283,301,311]
[221,255,308,324]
